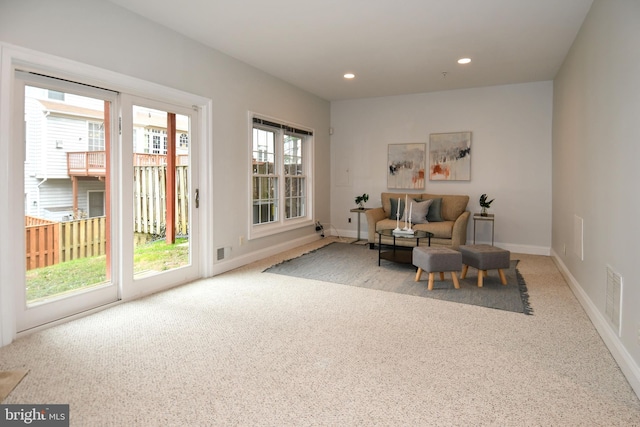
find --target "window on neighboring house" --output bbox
[87,122,104,151]
[250,115,313,238]
[145,128,167,154]
[179,133,189,149]
[48,90,64,101]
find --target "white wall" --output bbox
[0,0,330,269]
[330,82,553,254]
[552,0,640,395]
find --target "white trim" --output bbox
[211,234,322,276]
[0,44,17,346]
[488,242,550,256]
[551,249,640,399]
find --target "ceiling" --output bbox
[106,0,593,101]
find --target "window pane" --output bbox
[284,135,302,175]
[24,84,109,304]
[132,106,191,278]
[253,128,275,174]
[252,127,279,225]
[285,177,305,219]
[88,122,105,151]
[252,175,278,224]
[284,134,304,219]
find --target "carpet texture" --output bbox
[1,238,639,425]
[265,242,532,314]
[0,370,28,402]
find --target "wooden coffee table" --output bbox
[377,229,432,266]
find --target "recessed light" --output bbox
[457,58,471,64]
[344,73,355,79]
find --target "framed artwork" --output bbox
[387,143,426,189]
[429,131,471,181]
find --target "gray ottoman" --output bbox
[458,244,510,288]
[412,246,462,291]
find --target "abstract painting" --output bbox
[429,132,471,181]
[387,143,426,189]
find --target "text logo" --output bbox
[0,405,69,426]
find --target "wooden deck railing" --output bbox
[67,152,188,177]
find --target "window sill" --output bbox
[249,217,314,240]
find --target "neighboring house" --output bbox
[23,86,189,222]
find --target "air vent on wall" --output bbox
[605,265,622,336]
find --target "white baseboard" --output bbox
[551,249,640,399]
[210,234,323,276]
[492,242,550,256]
[334,228,358,240]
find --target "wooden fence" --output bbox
[25,165,188,270]
[25,217,59,270]
[59,216,107,262]
[133,165,189,236]
[25,217,107,270]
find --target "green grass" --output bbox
[26,238,189,302]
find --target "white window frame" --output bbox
[249,113,314,240]
[87,121,104,151]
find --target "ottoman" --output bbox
[458,244,510,288]
[412,246,462,291]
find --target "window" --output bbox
[179,133,189,149]
[284,135,304,219]
[47,90,64,101]
[87,122,104,151]
[146,128,167,154]
[250,115,313,238]
[252,127,277,225]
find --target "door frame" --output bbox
[0,43,214,346]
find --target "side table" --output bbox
[350,207,370,242]
[473,213,495,245]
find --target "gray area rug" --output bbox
[265,242,532,315]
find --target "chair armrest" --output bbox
[365,207,387,243]
[451,211,470,249]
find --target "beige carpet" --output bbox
[0,237,639,425]
[0,370,28,402]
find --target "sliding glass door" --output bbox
[16,72,119,331]
[13,77,201,331]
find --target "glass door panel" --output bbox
[17,73,119,331]
[119,95,199,298]
[131,105,191,278]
